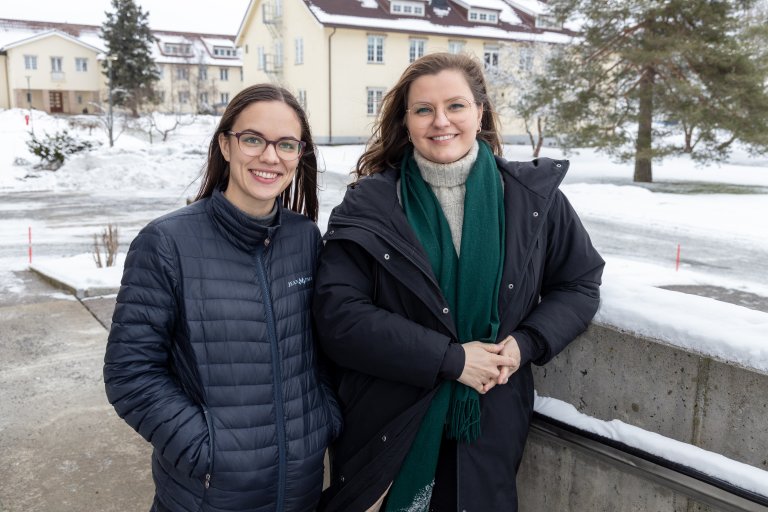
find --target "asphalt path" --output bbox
[0,273,153,512]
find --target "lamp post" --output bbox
[25,75,33,135]
[106,55,117,147]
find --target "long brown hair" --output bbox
[355,52,502,180]
[195,84,319,221]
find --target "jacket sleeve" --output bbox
[517,190,604,364]
[104,223,210,478]
[313,239,454,389]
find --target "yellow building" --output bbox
[0,18,243,115]
[235,0,572,143]
[0,21,104,114]
[153,31,244,114]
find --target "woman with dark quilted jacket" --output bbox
[104,84,341,512]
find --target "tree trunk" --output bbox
[683,122,694,153]
[634,66,654,183]
[533,117,544,158]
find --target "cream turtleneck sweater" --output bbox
[413,140,479,256]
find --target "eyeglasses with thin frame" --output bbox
[406,97,477,126]
[226,130,306,161]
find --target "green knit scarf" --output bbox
[385,141,505,512]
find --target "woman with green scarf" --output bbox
[313,53,604,512]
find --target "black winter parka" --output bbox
[313,157,604,511]
[105,188,341,512]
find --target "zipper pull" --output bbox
[264,237,271,247]
[204,473,211,489]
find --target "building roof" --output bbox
[298,0,573,44]
[0,27,105,54]
[0,18,242,66]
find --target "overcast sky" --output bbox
[1,0,252,35]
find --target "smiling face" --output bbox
[405,69,483,164]
[218,100,302,217]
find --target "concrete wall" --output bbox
[517,322,768,509]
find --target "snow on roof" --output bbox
[454,0,504,11]
[0,27,105,53]
[153,31,240,65]
[0,26,40,49]
[306,2,570,44]
[506,0,548,16]
[0,18,239,65]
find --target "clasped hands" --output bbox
[457,335,520,394]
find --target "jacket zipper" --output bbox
[255,243,287,512]
[203,405,215,492]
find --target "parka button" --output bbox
[340,475,345,483]
[532,211,539,218]
[381,434,387,442]
[556,163,562,168]
[508,283,514,290]
[384,253,390,260]
[329,229,335,235]
[442,307,449,314]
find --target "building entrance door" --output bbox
[49,91,63,113]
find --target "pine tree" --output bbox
[101,0,159,117]
[526,0,768,182]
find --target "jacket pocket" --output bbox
[201,406,215,496]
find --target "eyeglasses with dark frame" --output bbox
[226,130,306,161]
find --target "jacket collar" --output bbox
[208,187,281,252]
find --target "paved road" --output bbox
[0,272,153,512]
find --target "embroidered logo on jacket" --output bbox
[288,276,313,288]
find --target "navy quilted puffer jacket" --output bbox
[105,188,340,512]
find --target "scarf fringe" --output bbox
[445,389,481,443]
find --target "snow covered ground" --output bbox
[1,108,767,494]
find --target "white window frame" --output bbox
[295,37,304,65]
[367,35,385,64]
[200,92,209,104]
[519,46,533,72]
[164,43,192,56]
[75,58,88,72]
[536,15,562,29]
[220,67,229,81]
[448,40,465,55]
[50,57,63,72]
[391,0,424,16]
[179,91,190,104]
[220,92,230,104]
[213,46,236,57]
[176,67,189,80]
[257,46,265,70]
[484,46,499,70]
[199,66,208,80]
[297,89,307,109]
[24,55,38,70]
[367,87,385,116]
[409,38,426,63]
[469,8,498,24]
[275,41,284,69]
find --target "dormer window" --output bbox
[164,43,193,56]
[468,8,498,24]
[213,46,237,57]
[391,1,425,16]
[535,15,562,29]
